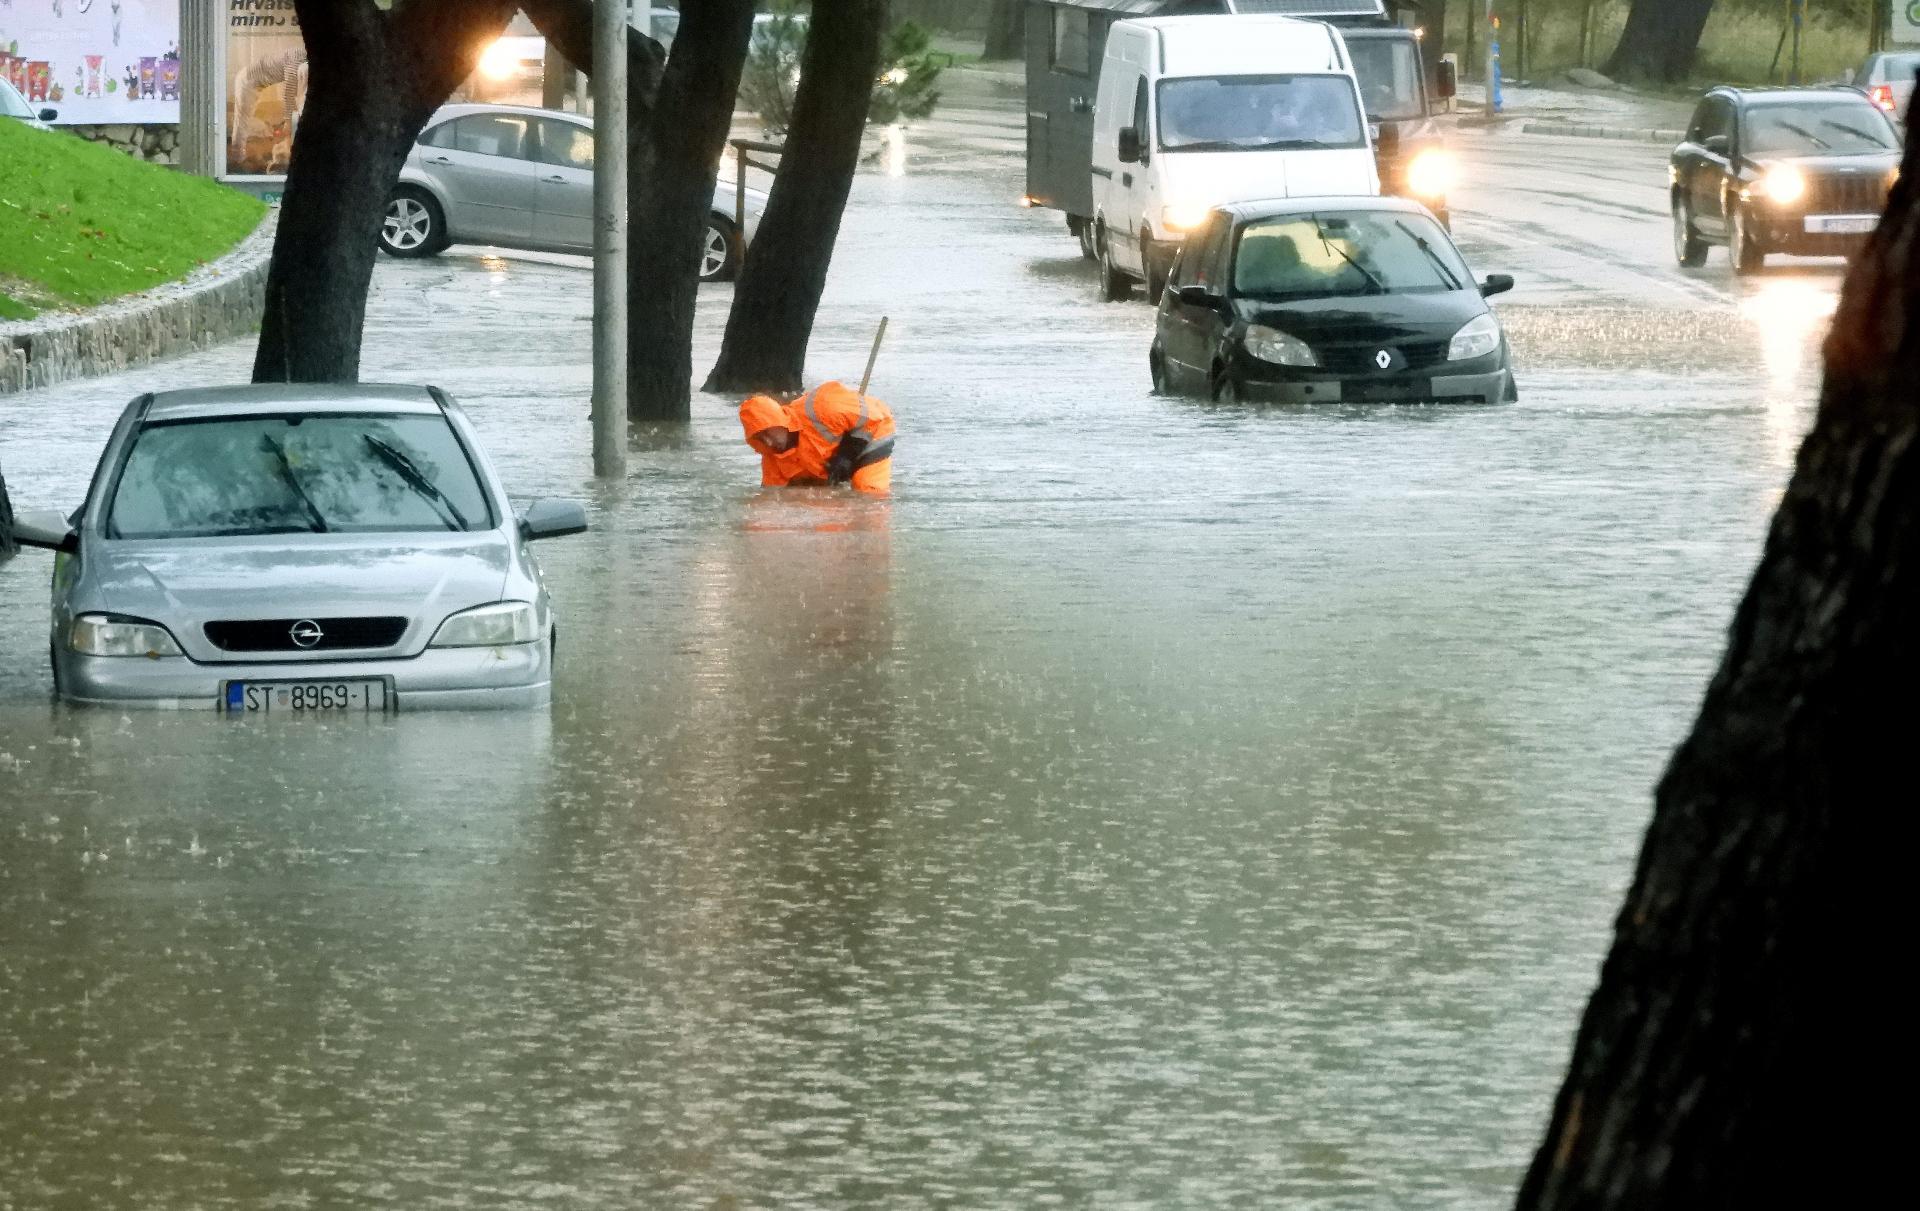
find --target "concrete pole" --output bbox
[178,0,222,178]
[591,0,628,477]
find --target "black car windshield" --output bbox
[1347,39,1425,122]
[1233,211,1472,299]
[1743,101,1897,155]
[107,413,493,539]
[1158,74,1365,151]
[0,79,34,119]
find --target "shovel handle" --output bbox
[858,316,889,399]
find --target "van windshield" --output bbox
[1157,75,1366,152]
[1347,38,1425,122]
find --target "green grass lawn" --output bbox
[0,119,265,322]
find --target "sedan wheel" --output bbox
[380,190,446,258]
[700,217,740,282]
[1672,197,1707,268]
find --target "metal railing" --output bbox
[729,138,784,231]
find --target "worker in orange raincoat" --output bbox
[739,380,896,494]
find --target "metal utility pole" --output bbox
[591,0,628,478]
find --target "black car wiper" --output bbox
[1819,118,1891,148]
[1314,215,1386,294]
[363,434,469,531]
[1771,119,1829,150]
[258,434,329,533]
[1394,219,1464,291]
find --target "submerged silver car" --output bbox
[379,102,768,281]
[9,384,587,712]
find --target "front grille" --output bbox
[1318,339,1452,374]
[1807,171,1887,215]
[204,616,409,653]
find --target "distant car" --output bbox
[1149,196,1516,405]
[0,76,55,130]
[380,103,767,281]
[1851,51,1920,122]
[8,384,587,712]
[1670,86,1900,275]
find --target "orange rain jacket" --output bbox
[739,381,896,494]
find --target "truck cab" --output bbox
[1340,25,1455,224]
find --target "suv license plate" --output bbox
[223,679,388,714]
[1806,215,1876,235]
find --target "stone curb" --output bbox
[1,211,277,396]
[1519,120,1686,145]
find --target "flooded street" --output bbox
[0,88,1841,1207]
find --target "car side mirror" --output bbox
[1433,60,1457,100]
[1117,126,1142,165]
[37,108,57,122]
[11,509,78,553]
[1176,284,1223,308]
[1479,273,1515,298]
[1703,133,1730,156]
[518,498,588,540]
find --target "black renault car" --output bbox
[1670,86,1900,275]
[1150,197,1515,405]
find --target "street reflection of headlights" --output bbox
[1245,325,1318,367]
[431,601,541,648]
[69,614,183,658]
[1447,313,1502,361]
[1405,148,1457,199]
[1162,202,1211,231]
[1761,165,1806,204]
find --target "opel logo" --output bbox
[289,620,324,649]
[1374,349,1393,370]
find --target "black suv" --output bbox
[1670,86,1900,274]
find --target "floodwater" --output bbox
[0,101,1839,1206]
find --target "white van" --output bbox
[1090,14,1378,303]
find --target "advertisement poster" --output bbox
[1897,1,1920,46]
[0,0,182,125]
[225,0,304,176]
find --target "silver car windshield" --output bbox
[107,413,493,539]
[0,79,34,119]
[1234,211,1471,299]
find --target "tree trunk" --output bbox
[1515,122,1920,1210]
[1600,0,1716,85]
[0,460,16,562]
[705,0,891,396]
[252,0,519,384]
[983,0,1024,61]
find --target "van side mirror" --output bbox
[11,509,78,553]
[1433,60,1457,100]
[518,498,589,540]
[1117,126,1142,165]
[1703,133,1731,156]
[1176,284,1223,308]
[1479,273,1515,297]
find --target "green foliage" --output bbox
[869,22,945,128]
[0,121,265,321]
[737,3,946,139]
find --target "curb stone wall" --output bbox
[0,212,276,396]
[71,123,181,164]
[1521,120,1687,144]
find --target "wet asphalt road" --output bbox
[0,80,1844,1207]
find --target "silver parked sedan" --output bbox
[9,384,587,712]
[379,102,768,281]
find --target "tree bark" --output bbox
[1600,0,1716,85]
[0,460,16,562]
[983,0,1024,61]
[1515,122,1920,1209]
[252,0,519,384]
[705,0,891,396]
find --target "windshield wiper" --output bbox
[1394,219,1463,291]
[363,434,469,531]
[1772,119,1829,150]
[258,434,329,533]
[1314,215,1386,294]
[1819,118,1890,147]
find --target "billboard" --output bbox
[0,0,182,125]
[224,0,305,176]
[1897,1,1920,46]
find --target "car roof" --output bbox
[1708,85,1874,107]
[1215,194,1434,222]
[141,383,449,422]
[426,102,585,127]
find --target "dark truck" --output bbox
[1023,0,1456,261]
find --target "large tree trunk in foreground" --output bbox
[0,461,15,561]
[983,0,1023,61]
[1515,118,1920,1209]
[1601,0,1716,85]
[252,0,518,383]
[705,0,890,395]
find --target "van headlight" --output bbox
[1245,324,1318,367]
[1162,202,1211,232]
[69,613,183,658]
[1447,313,1502,361]
[430,601,541,647]
[1405,148,1457,199]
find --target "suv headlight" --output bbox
[1760,164,1805,205]
[1447,313,1502,362]
[1245,324,1318,367]
[69,613,183,658]
[429,601,541,648]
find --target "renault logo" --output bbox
[1374,349,1393,370]
[289,620,324,649]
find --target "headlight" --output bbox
[1760,165,1805,205]
[1245,324,1317,367]
[1405,148,1457,199]
[429,601,541,648]
[1447,313,1502,362]
[69,614,183,658]
[1162,202,1211,232]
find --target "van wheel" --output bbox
[1075,218,1097,261]
[1143,230,1167,305]
[1098,228,1131,302]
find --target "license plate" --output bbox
[222,679,388,714]
[1805,215,1877,235]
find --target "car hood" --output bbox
[1749,149,1899,173]
[1231,289,1486,342]
[1160,147,1378,210]
[81,531,513,661]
